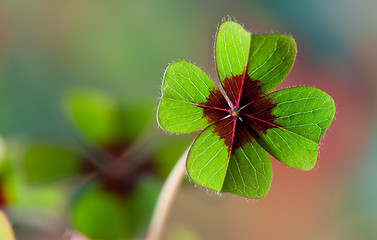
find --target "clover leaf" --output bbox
[157,21,335,199]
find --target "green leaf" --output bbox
[0,142,67,213]
[186,125,229,192]
[23,143,82,183]
[256,87,335,170]
[157,20,335,198]
[64,90,123,145]
[120,99,154,141]
[215,21,251,82]
[222,138,272,198]
[0,210,15,240]
[71,178,160,240]
[128,178,160,236]
[187,123,272,198]
[157,61,218,133]
[71,181,131,240]
[247,34,296,94]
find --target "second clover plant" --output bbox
[157,21,335,198]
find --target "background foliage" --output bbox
[0,0,376,239]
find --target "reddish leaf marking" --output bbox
[200,86,229,124]
[0,182,6,207]
[80,140,158,198]
[199,72,279,153]
[223,73,245,107]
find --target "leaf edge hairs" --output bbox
[157,20,335,199]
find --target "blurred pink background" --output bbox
[0,0,376,239]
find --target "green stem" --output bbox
[145,147,189,240]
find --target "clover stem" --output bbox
[145,147,189,240]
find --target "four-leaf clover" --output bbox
[157,21,335,198]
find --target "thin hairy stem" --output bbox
[145,147,189,240]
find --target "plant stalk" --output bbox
[145,147,189,240]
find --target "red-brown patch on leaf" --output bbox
[198,72,280,152]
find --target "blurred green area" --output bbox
[0,0,376,239]
[23,143,81,183]
[0,88,191,239]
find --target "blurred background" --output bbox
[0,0,376,239]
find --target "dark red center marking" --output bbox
[80,140,157,198]
[0,181,6,207]
[199,72,279,153]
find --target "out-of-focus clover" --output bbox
[20,89,191,239]
[0,136,67,235]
